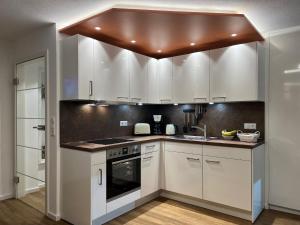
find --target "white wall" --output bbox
[0,40,14,200]
[15,24,59,219]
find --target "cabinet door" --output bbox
[91,163,106,220]
[164,151,202,199]
[129,52,149,103]
[148,58,159,104]
[157,58,173,104]
[210,42,258,102]
[203,156,251,210]
[173,52,210,103]
[78,35,94,100]
[141,151,160,197]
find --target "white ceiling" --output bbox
[1,0,300,40]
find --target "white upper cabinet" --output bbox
[128,52,149,103]
[157,58,173,104]
[147,58,159,104]
[210,42,264,102]
[173,52,210,103]
[61,35,94,100]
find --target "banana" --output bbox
[222,130,237,136]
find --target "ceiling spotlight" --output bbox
[95,27,101,31]
[190,42,196,46]
[231,33,237,37]
[131,40,136,43]
[157,49,162,53]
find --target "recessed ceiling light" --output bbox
[190,42,196,46]
[157,49,162,53]
[131,40,136,43]
[231,33,237,37]
[95,27,101,31]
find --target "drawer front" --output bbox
[203,145,251,161]
[91,151,106,165]
[141,141,160,154]
[165,141,202,155]
[203,156,251,210]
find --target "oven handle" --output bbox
[112,156,141,165]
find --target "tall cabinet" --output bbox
[157,58,173,103]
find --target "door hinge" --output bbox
[14,176,20,184]
[13,78,19,86]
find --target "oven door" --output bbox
[107,153,141,201]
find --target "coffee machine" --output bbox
[153,115,162,134]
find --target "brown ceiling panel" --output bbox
[60,8,264,59]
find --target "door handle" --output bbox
[89,81,93,96]
[98,169,102,185]
[33,125,45,131]
[186,157,200,161]
[205,160,221,164]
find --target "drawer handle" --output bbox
[117,97,129,100]
[186,157,200,161]
[131,97,142,100]
[143,156,153,160]
[212,96,226,100]
[205,160,220,164]
[146,145,155,149]
[98,169,102,185]
[194,97,207,101]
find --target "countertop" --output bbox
[60,135,264,152]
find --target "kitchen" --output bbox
[0,1,300,225]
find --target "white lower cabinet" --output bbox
[164,150,202,199]
[91,163,106,220]
[203,155,251,211]
[141,150,160,197]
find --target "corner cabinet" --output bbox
[172,52,210,103]
[210,42,265,102]
[61,35,94,100]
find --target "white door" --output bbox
[210,42,258,102]
[129,52,149,103]
[164,150,202,199]
[15,57,46,213]
[173,52,210,103]
[148,58,159,104]
[203,156,251,210]
[158,58,173,103]
[269,30,300,210]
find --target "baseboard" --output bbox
[47,211,61,221]
[160,190,252,221]
[269,204,300,216]
[0,193,14,201]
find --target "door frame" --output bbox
[14,50,49,215]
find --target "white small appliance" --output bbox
[134,123,151,135]
[166,124,176,135]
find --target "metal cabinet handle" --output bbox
[117,97,129,100]
[131,97,142,100]
[205,160,221,164]
[98,169,102,185]
[160,99,171,102]
[186,157,200,161]
[89,81,93,96]
[33,125,45,131]
[112,156,141,165]
[143,156,153,160]
[146,145,155,149]
[194,97,207,101]
[212,96,226,100]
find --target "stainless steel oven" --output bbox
[106,144,141,201]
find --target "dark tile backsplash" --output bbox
[60,101,264,143]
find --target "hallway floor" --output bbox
[1,197,300,225]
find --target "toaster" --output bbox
[134,123,151,135]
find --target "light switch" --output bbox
[120,121,128,127]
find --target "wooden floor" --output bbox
[20,188,45,213]
[1,197,300,225]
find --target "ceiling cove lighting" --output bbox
[95,26,101,31]
[231,33,237,37]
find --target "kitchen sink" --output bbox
[173,135,208,141]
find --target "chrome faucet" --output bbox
[191,124,207,140]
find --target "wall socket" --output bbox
[120,121,128,127]
[244,123,256,130]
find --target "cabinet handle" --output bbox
[117,97,129,100]
[194,97,207,101]
[33,125,45,131]
[98,169,102,185]
[143,156,153,160]
[89,81,93,96]
[212,96,226,100]
[205,160,221,164]
[145,145,155,149]
[186,157,200,161]
[131,97,142,100]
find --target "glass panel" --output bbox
[16,56,46,214]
